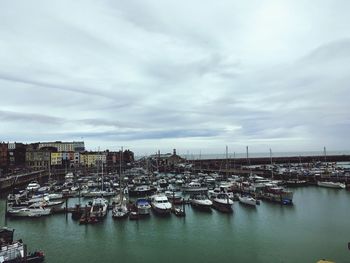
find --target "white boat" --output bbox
[29,197,64,209]
[90,198,108,218]
[7,206,51,217]
[112,203,129,219]
[181,181,208,193]
[26,182,40,192]
[190,194,212,210]
[211,193,233,213]
[46,193,63,200]
[317,181,345,189]
[151,194,172,215]
[136,198,151,215]
[238,195,257,206]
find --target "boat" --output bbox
[165,191,183,205]
[128,185,155,197]
[260,185,294,205]
[129,210,139,220]
[7,206,51,217]
[190,194,212,210]
[0,227,45,263]
[238,195,257,206]
[112,204,129,219]
[317,181,346,189]
[112,149,129,219]
[90,198,108,219]
[285,179,308,187]
[181,181,208,194]
[26,182,40,192]
[136,198,151,216]
[151,194,172,215]
[211,193,233,213]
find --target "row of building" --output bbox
[0,141,134,176]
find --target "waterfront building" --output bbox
[51,152,63,166]
[80,151,107,167]
[7,142,26,172]
[25,146,53,170]
[0,142,8,175]
[38,141,85,152]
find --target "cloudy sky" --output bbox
[0,0,349,155]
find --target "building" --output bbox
[0,143,8,175]
[51,152,63,166]
[26,146,52,170]
[38,141,85,152]
[80,151,107,167]
[7,142,26,169]
[150,149,184,167]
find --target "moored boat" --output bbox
[317,181,345,189]
[136,198,151,216]
[190,194,212,210]
[238,195,257,206]
[211,193,233,213]
[7,206,51,218]
[90,198,108,219]
[151,194,172,215]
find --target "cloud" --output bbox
[0,0,350,154]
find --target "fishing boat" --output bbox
[238,195,257,206]
[136,198,151,216]
[90,198,108,219]
[151,194,172,215]
[317,181,345,189]
[190,194,212,210]
[211,193,233,213]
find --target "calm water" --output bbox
[1,187,349,263]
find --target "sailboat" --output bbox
[112,147,129,219]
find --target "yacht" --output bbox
[26,182,40,192]
[190,194,212,210]
[7,206,51,217]
[151,194,172,215]
[317,181,346,189]
[90,198,108,218]
[238,195,257,206]
[136,198,151,216]
[181,181,207,194]
[129,185,155,197]
[211,193,233,213]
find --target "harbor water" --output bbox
[1,187,349,263]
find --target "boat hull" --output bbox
[212,200,233,213]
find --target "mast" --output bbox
[270,148,273,179]
[101,159,104,192]
[119,146,123,199]
[324,146,327,163]
[225,145,228,180]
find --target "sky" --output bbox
[0,0,350,156]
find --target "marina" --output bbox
[1,185,349,263]
[1,161,350,262]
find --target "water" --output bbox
[182,150,350,160]
[1,187,350,263]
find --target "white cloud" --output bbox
[0,0,349,154]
